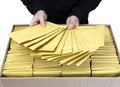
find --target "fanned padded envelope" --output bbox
[9,22,60,44]
[9,22,105,66]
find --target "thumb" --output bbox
[68,23,74,29]
[39,17,46,27]
[30,17,39,26]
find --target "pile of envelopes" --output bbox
[3,40,90,77]
[9,21,104,66]
[3,27,33,77]
[91,27,120,77]
[2,22,120,77]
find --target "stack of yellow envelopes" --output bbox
[62,58,90,77]
[2,40,33,77]
[2,23,120,77]
[2,26,33,77]
[91,27,120,77]
[9,21,105,66]
[2,24,91,77]
[33,56,62,77]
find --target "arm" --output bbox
[21,0,47,27]
[71,0,102,21]
[21,0,46,14]
[67,0,101,29]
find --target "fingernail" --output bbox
[29,24,33,27]
[68,25,73,29]
[68,27,72,29]
[43,24,45,27]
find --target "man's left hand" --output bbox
[66,15,80,29]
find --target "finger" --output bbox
[66,17,71,25]
[68,23,75,29]
[71,16,79,26]
[74,20,79,26]
[74,19,79,27]
[66,17,72,29]
[39,16,46,27]
[30,21,38,27]
[30,17,39,26]
[67,17,75,29]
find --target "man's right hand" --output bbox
[30,10,47,27]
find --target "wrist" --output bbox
[37,10,46,14]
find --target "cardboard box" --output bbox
[0,25,120,87]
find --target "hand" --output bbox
[66,15,80,29]
[30,10,47,27]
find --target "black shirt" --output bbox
[21,0,101,24]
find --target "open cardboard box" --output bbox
[0,25,120,87]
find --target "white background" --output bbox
[0,0,120,64]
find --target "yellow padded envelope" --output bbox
[38,29,65,51]
[23,27,63,47]
[9,22,60,44]
[28,28,65,50]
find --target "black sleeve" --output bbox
[21,0,46,14]
[71,0,101,21]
